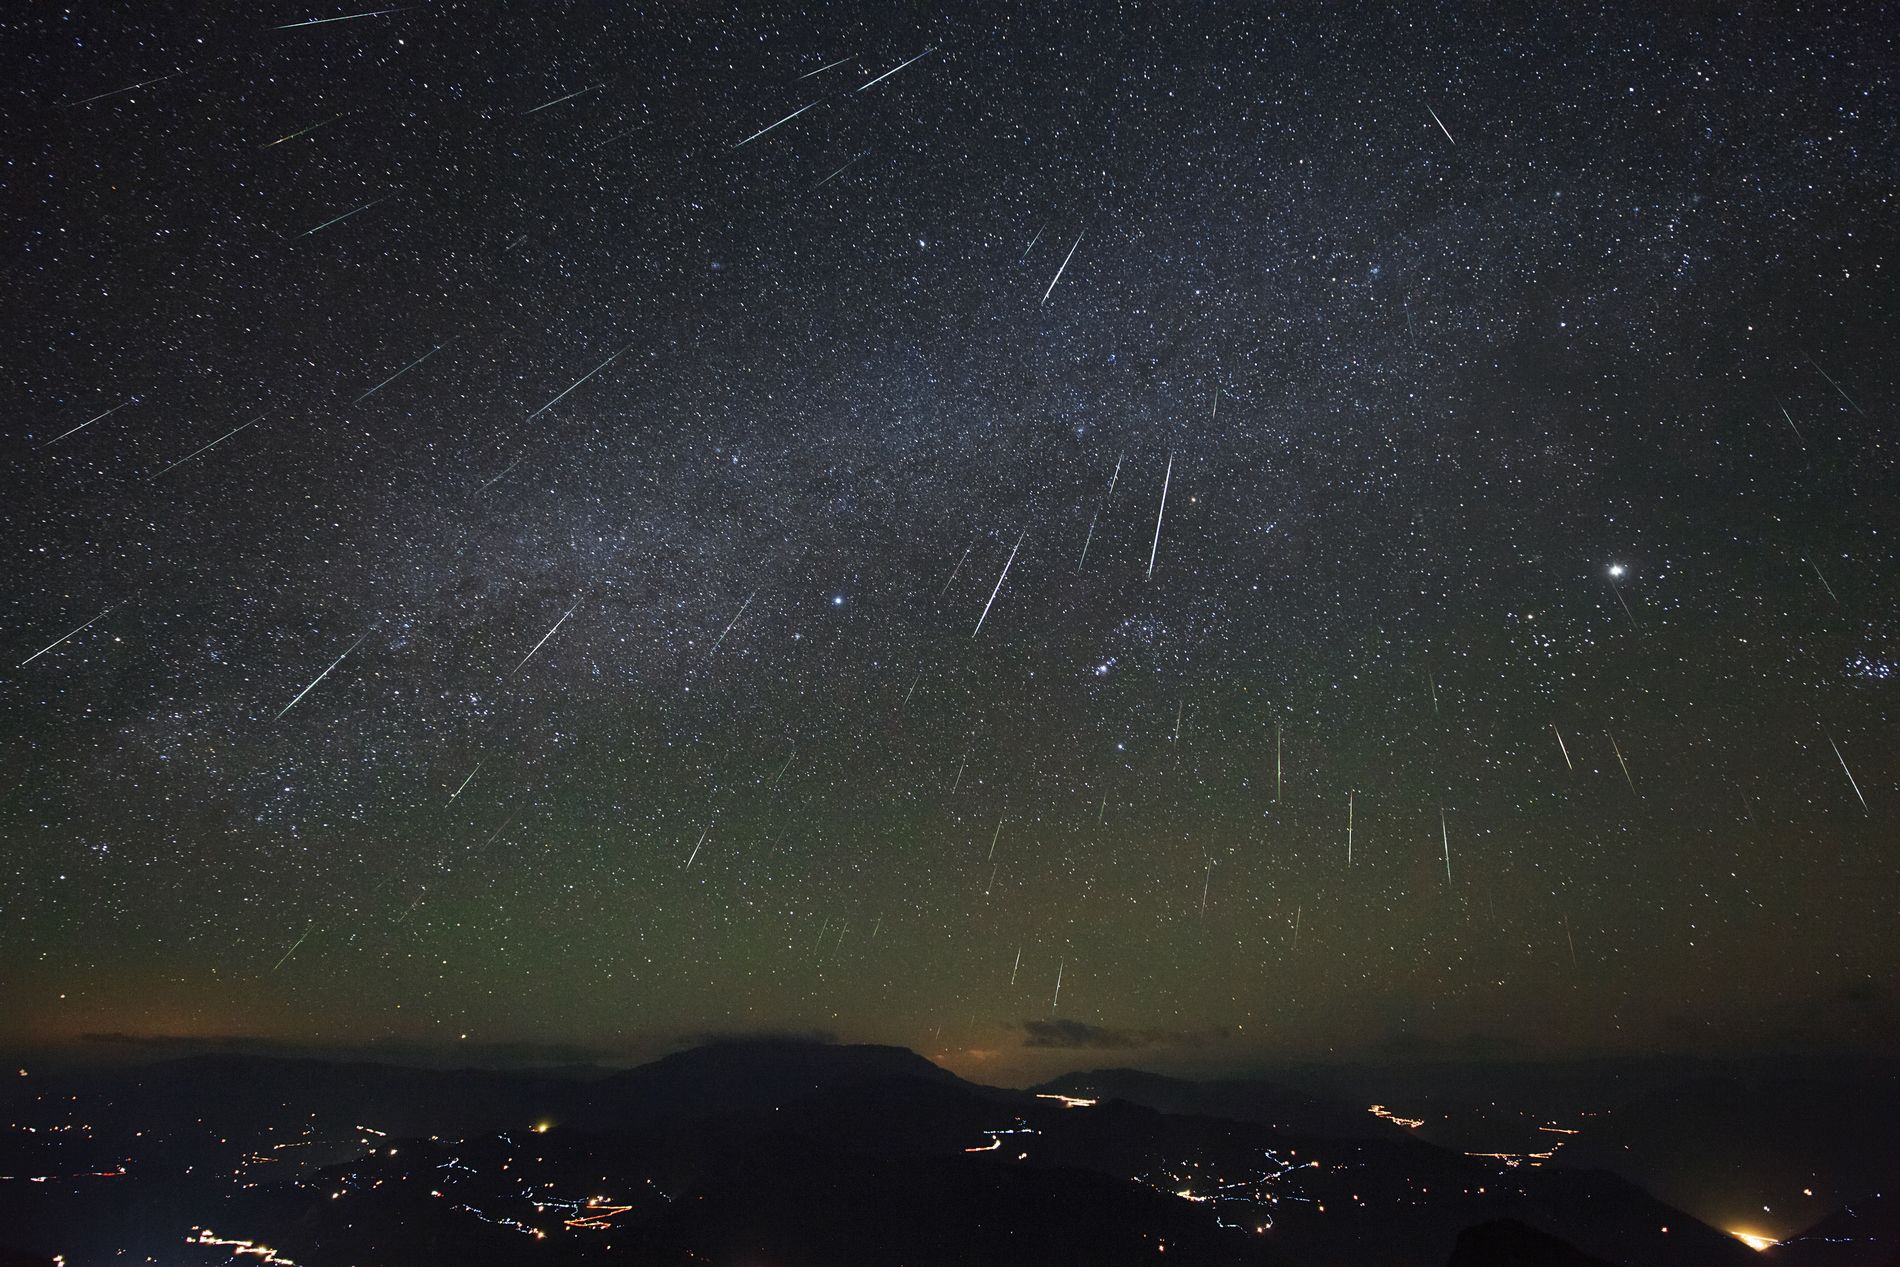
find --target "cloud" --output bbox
[1016,1020,1230,1051]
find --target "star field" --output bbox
[1,1,1895,1077]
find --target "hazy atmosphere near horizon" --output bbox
[2,0,1896,1090]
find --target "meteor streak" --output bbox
[1606,730,1637,796]
[18,603,122,668]
[68,69,188,107]
[1824,729,1869,814]
[151,410,270,478]
[449,762,481,802]
[296,195,389,238]
[857,47,935,93]
[708,588,758,655]
[276,7,405,29]
[798,53,856,80]
[1440,806,1452,885]
[353,345,439,404]
[732,99,818,148]
[1147,453,1172,579]
[1040,231,1084,305]
[275,628,373,720]
[524,83,603,115]
[684,822,711,870]
[42,397,136,447]
[972,530,1024,637]
[513,596,582,676]
[526,340,636,421]
[271,925,313,972]
[1425,101,1455,145]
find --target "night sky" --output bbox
[2,2,1895,1082]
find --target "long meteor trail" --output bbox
[42,397,136,448]
[353,345,439,404]
[151,410,270,478]
[276,8,405,30]
[733,99,818,148]
[296,195,389,238]
[972,530,1024,637]
[1147,453,1172,579]
[526,340,636,421]
[1040,231,1084,305]
[513,597,582,675]
[18,603,122,668]
[857,47,934,92]
[275,628,373,720]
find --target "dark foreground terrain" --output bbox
[0,1041,1890,1266]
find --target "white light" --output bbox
[1608,564,1625,578]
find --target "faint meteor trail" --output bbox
[1200,862,1212,919]
[1051,959,1064,1012]
[1425,101,1455,145]
[684,822,711,870]
[798,53,856,80]
[708,588,758,655]
[297,195,389,238]
[1104,451,1123,503]
[939,538,975,598]
[732,99,818,148]
[812,154,864,188]
[972,530,1024,637]
[1275,722,1283,802]
[448,762,481,802]
[513,597,582,676]
[1147,453,1172,579]
[988,816,1003,862]
[1077,512,1098,571]
[275,628,373,720]
[1010,945,1022,985]
[1775,398,1806,444]
[67,69,189,108]
[1020,225,1044,261]
[42,397,136,448]
[1824,729,1869,814]
[479,452,526,491]
[524,83,603,115]
[151,410,270,478]
[18,603,121,668]
[1292,905,1301,951]
[1802,557,1840,605]
[1440,807,1452,885]
[276,7,405,29]
[261,113,345,148]
[1552,724,1573,771]
[353,345,439,404]
[1805,351,1864,416]
[1040,231,1084,305]
[1346,791,1354,865]
[271,926,314,972]
[1606,730,1637,796]
[857,47,935,92]
[526,339,636,421]
[1563,914,1578,969]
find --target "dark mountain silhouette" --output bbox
[0,1040,1776,1266]
[1446,1219,1619,1267]
[1767,1190,1900,1266]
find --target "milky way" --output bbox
[2,2,1894,1076]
